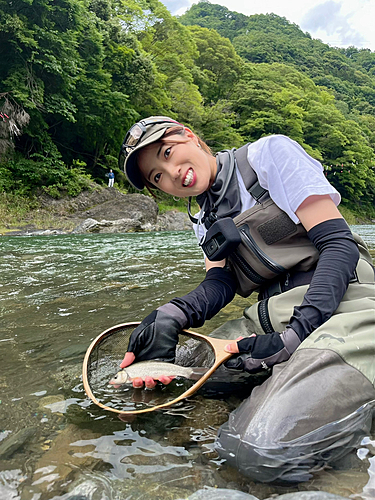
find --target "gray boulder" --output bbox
[179,488,259,500]
[156,210,193,231]
[72,217,153,234]
[177,488,352,500]
[265,493,351,500]
[81,192,158,225]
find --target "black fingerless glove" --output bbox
[225,328,301,373]
[127,305,186,362]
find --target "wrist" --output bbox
[280,328,301,355]
[157,303,188,329]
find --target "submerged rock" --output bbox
[179,487,259,500]
[0,427,37,459]
[178,489,353,500]
[266,493,352,500]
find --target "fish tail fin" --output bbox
[189,367,209,381]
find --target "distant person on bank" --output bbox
[108,169,115,187]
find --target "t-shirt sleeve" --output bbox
[246,135,341,224]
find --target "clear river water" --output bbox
[0,225,374,500]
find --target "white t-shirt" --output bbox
[193,135,340,242]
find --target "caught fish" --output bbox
[109,361,208,388]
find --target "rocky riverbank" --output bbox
[2,187,193,236]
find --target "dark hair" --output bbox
[139,125,213,192]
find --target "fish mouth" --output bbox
[109,378,123,389]
[182,167,196,187]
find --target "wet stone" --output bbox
[52,364,82,387]
[298,461,371,499]
[29,424,102,498]
[180,487,260,500]
[38,394,65,411]
[0,427,37,459]
[265,493,352,500]
[62,471,215,500]
[59,344,88,359]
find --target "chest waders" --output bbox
[207,145,375,483]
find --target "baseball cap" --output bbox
[118,116,182,190]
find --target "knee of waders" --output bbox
[215,348,375,483]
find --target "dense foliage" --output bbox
[1,0,374,216]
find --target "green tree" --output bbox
[179,1,248,40]
[187,25,243,102]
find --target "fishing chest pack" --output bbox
[201,145,320,297]
[201,145,375,297]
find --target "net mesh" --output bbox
[86,324,215,413]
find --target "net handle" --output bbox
[82,322,233,416]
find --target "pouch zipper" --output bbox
[258,298,274,333]
[239,226,286,274]
[230,251,266,285]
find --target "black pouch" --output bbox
[201,218,242,261]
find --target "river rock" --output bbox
[30,424,102,496]
[39,187,157,221]
[72,217,147,234]
[178,487,260,500]
[265,493,351,500]
[79,192,158,224]
[5,187,196,235]
[63,473,192,500]
[72,212,193,234]
[0,427,37,459]
[156,210,193,231]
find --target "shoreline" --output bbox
[1,187,374,237]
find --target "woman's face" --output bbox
[137,129,217,197]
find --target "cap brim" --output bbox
[122,128,169,190]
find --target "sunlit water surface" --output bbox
[0,227,374,500]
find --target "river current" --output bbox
[0,226,374,500]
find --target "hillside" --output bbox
[0,0,374,218]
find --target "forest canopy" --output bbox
[1,0,374,216]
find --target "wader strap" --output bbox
[234,145,270,203]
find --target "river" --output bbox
[0,226,374,500]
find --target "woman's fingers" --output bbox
[131,375,175,389]
[224,335,244,353]
[144,376,157,389]
[158,375,175,385]
[132,377,144,388]
[224,334,256,353]
[224,342,240,354]
[120,352,135,369]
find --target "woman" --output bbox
[118,116,375,482]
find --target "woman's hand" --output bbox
[120,308,183,389]
[120,353,174,389]
[121,357,175,390]
[224,329,301,373]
